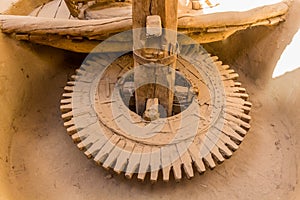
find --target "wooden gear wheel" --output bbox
[60,44,252,182]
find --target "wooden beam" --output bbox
[132,0,178,117]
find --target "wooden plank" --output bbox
[55,0,71,19]
[38,0,62,18]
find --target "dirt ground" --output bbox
[0,0,300,200]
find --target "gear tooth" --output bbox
[176,143,194,179]
[234,82,242,87]
[180,156,194,179]
[172,159,182,182]
[217,140,233,157]
[61,98,72,104]
[204,153,216,169]
[60,103,72,112]
[137,146,151,181]
[150,170,159,183]
[214,60,223,67]
[226,92,249,100]
[114,141,135,175]
[161,146,172,182]
[238,87,246,93]
[76,124,107,152]
[102,139,125,170]
[226,101,251,114]
[162,166,171,182]
[225,113,251,130]
[221,124,244,142]
[124,145,143,179]
[71,133,81,143]
[66,125,77,135]
[211,146,225,163]
[210,56,219,62]
[149,147,161,183]
[67,81,75,86]
[75,69,85,75]
[71,75,77,81]
[222,64,230,70]
[222,72,239,81]
[114,156,128,175]
[77,135,99,151]
[94,135,120,165]
[226,69,236,74]
[64,119,74,127]
[221,134,239,151]
[188,143,206,173]
[62,92,72,98]
[244,101,252,108]
[169,144,182,181]
[227,121,248,136]
[64,86,74,92]
[61,111,73,121]
[225,108,251,123]
[77,142,85,151]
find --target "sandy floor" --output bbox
[0,0,300,200]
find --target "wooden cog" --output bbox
[60,45,251,182]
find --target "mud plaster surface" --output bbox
[0,0,300,199]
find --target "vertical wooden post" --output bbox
[132,0,178,118]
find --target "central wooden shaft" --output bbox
[132,0,178,117]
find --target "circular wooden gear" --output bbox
[60,45,251,182]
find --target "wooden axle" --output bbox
[132,0,178,117]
